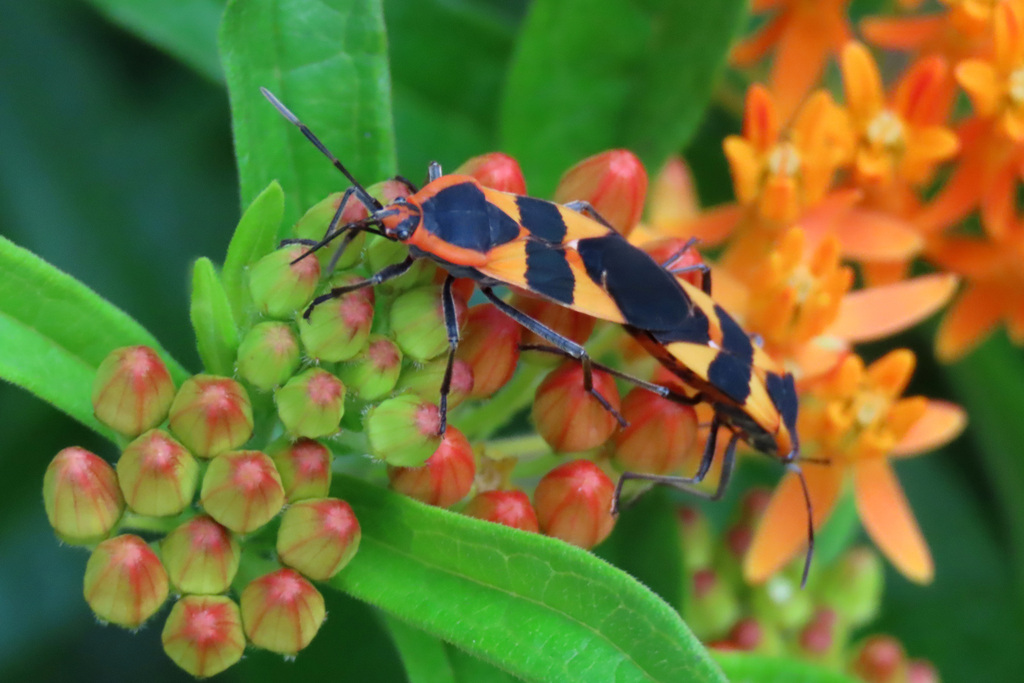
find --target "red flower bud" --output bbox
[276,368,346,438]
[533,361,620,453]
[463,490,539,532]
[248,245,321,319]
[906,660,940,683]
[454,153,527,194]
[388,426,475,507]
[533,459,615,548]
[83,534,169,628]
[611,389,698,475]
[268,438,333,502]
[301,275,375,362]
[456,303,521,398]
[276,498,361,580]
[365,394,443,467]
[236,321,301,390]
[43,447,124,544]
[799,608,838,656]
[116,429,198,517]
[728,617,764,651]
[336,334,403,401]
[292,191,369,272]
[162,595,245,677]
[642,237,706,289]
[160,515,240,594]
[92,346,175,438]
[168,375,254,458]
[241,568,326,655]
[200,450,285,534]
[850,635,907,683]
[553,150,648,236]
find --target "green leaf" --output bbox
[330,475,725,683]
[812,489,859,568]
[189,257,239,375]
[385,0,523,175]
[501,0,747,195]
[0,236,189,439]
[714,652,859,683]
[222,180,284,326]
[219,0,396,227]
[384,616,457,683]
[83,0,225,82]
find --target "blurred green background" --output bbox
[2,1,1024,681]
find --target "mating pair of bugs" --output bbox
[261,88,815,581]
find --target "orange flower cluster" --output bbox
[622,1,1024,585]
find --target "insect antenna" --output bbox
[260,87,383,212]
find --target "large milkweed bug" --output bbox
[262,88,816,581]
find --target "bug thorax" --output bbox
[377,197,422,242]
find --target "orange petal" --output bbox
[732,12,788,66]
[926,236,1000,277]
[860,15,943,51]
[769,7,850,124]
[649,157,699,227]
[867,348,916,397]
[831,208,924,261]
[955,61,1002,116]
[707,265,750,319]
[854,458,933,583]
[685,204,743,246]
[841,42,885,122]
[723,137,761,204]
[892,400,967,457]
[994,1,1024,71]
[894,56,950,126]
[902,126,960,182]
[791,339,848,379]
[744,85,780,151]
[744,463,845,584]
[935,283,1006,361]
[829,273,959,343]
[981,161,1020,240]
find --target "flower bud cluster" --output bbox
[678,488,935,681]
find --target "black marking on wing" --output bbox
[516,195,567,243]
[421,183,493,251]
[766,372,799,445]
[524,240,575,304]
[707,352,753,405]
[715,305,754,365]
[485,201,521,246]
[575,234,702,334]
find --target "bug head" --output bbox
[376,197,422,242]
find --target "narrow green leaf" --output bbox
[330,475,726,683]
[219,0,396,227]
[83,0,225,82]
[714,652,859,683]
[0,236,189,438]
[813,490,860,568]
[501,0,747,195]
[383,615,457,683]
[222,180,284,326]
[189,257,239,375]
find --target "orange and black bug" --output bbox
[262,88,815,579]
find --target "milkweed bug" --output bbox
[261,88,816,582]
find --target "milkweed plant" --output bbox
[5,0,1023,681]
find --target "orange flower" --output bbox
[930,229,1024,360]
[745,350,966,584]
[840,42,959,187]
[862,0,1002,63]
[723,85,850,227]
[956,0,1024,141]
[732,0,852,122]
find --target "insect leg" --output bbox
[303,255,416,319]
[479,288,626,426]
[436,275,460,436]
[660,237,712,295]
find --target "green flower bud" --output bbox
[162,595,245,678]
[249,245,320,318]
[83,534,169,628]
[160,515,240,594]
[683,568,741,641]
[750,567,814,630]
[394,355,473,409]
[43,447,124,545]
[676,505,713,571]
[292,192,368,272]
[816,546,884,628]
[116,429,198,517]
[200,450,284,534]
[241,568,325,655]
[236,321,301,390]
[268,438,333,502]
[365,235,433,290]
[168,375,254,458]
[276,498,361,580]
[299,275,374,362]
[276,368,346,438]
[92,346,175,438]
[390,285,465,362]
[335,335,403,401]
[365,394,442,467]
